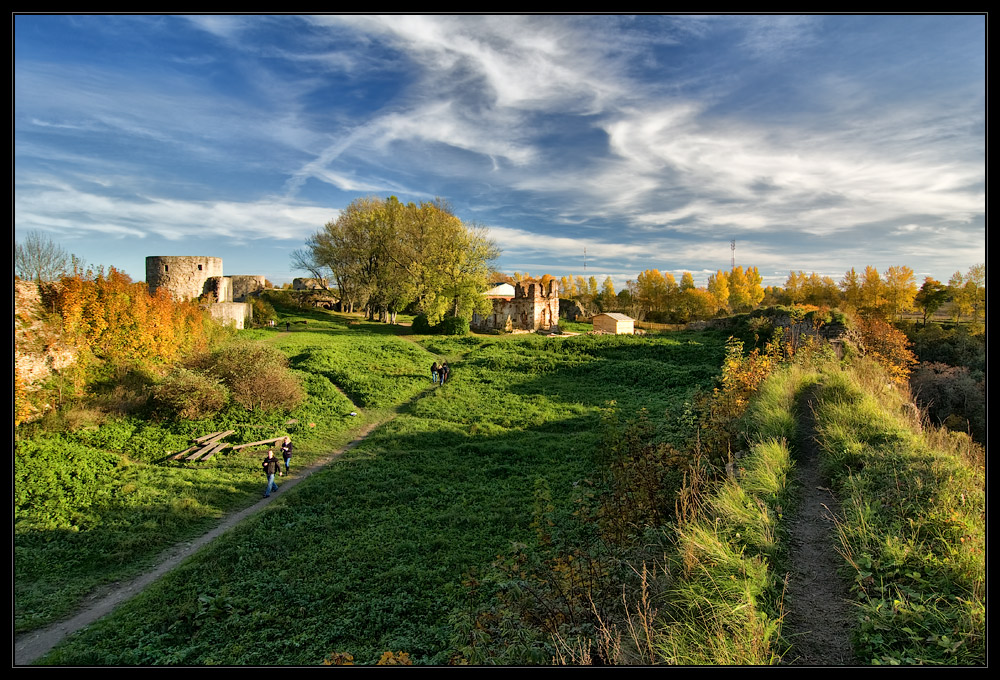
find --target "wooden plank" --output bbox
[186,443,216,461]
[231,436,284,451]
[170,445,199,460]
[193,430,225,444]
[199,442,230,461]
[201,429,235,445]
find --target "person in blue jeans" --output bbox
[262,449,281,497]
[280,436,293,474]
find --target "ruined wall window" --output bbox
[198,264,203,271]
[164,265,169,272]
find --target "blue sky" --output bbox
[15,15,985,289]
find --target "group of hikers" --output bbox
[430,361,450,385]
[261,436,293,498]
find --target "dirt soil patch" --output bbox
[780,388,858,665]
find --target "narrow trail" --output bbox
[780,387,858,665]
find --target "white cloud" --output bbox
[15,182,336,243]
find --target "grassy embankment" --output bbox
[28,313,726,664]
[651,357,984,665]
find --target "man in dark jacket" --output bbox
[262,449,281,497]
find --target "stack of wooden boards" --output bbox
[170,431,289,462]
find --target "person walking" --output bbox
[440,361,450,385]
[262,449,281,497]
[280,436,293,475]
[431,361,440,385]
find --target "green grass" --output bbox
[15,311,426,634]
[653,367,800,665]
[29,319,727,665]
[809,361,985,665]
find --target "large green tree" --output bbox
[293,196,499,323]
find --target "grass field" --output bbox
[23,312,727,665]
[15,312,431,634]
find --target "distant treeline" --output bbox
[527,264,985,325]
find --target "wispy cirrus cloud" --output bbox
[15,177,335,243]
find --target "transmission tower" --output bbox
[731,240,736,269]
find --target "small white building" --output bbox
[593,312,634,334]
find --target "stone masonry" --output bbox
[472,279,559,332]
[145,255,258,329]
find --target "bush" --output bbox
[249,297,277,326]
[152,368,228,420]
[438,316,470,336]
[410,314,434,334]
[205,341,305,412]
[910,362,985,442]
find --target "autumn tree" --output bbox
[559,276,573,297]
[962,264,986,323]
[706,270,730,314]
[883,265,918,320]
[784,271,806,305]
[635,269,668,319]
[840,267,863,311]
[727,267,748,312]
[745,266,765,308]
[859,266,887,317]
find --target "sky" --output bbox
[14,14,985,289]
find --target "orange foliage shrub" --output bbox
[54,267,210,366]
[851,315,917,384]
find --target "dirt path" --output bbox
[780,388,858,665]
[14,420,382,666]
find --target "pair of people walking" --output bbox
[431,361,450,385]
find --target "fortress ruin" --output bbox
[471,279,559,332]
[145,256,265,329]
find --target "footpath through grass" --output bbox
[33,323,726,665]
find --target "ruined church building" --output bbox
[471,279,559,332]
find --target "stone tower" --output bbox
[145,256,224,301]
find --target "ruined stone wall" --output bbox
[473,279,559,331]
[229,275,266,301]
[204,276,233,303]
[15,279,78,423]
[146,256,223,301]
[206,302,252,330]
[293,277,328,290]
